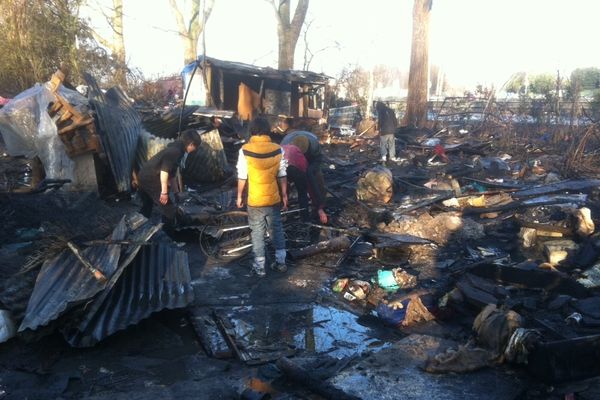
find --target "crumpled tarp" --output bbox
[0,83,88,180]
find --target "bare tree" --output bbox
[169,0,214,66]
[404,0,432,128]
[267,0,309,70]
[89,0,127,87]
[301,18,339,70]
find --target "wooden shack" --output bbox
[182,56,331,121]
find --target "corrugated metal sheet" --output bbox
[84,73,141,193]
[18,216,128,332]
[141,105,199,139]
[18,213,161,333]
[65,243,193,347]
[183,129,230,183]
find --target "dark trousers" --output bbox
[138,187,177,227]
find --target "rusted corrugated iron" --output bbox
[84,73,141,193]
[64,243,193,347]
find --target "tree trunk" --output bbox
[184,36,199,65]
[272,0,309,70]
[169,0,214,67]
[112,0,127,87]
[404,0,431,128]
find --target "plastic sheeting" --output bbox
[0,83,88,180]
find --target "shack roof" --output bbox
[193,56,331,85]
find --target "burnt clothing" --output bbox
[376,102,398,135]
[137,141,187,224]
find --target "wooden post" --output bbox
[290,81,300,117]
[218,68,225,109]
[288,235,351,260]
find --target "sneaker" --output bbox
[270,260,287,272]
[251,257,266,277]
[381,156,387,162]
[252,265,267,277]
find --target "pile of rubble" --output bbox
[2,68,600,398]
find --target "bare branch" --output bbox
[203,0,215,22]
[169,0,189,38]
[266,0,285,27]
[89,26,113,51]
[187,0,200,37]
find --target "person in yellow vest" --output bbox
[236,117,288,277]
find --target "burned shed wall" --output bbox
[182,56,329,120]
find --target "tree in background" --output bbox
[87,0,128,87]
[529,73,555,99]
[569,67,600,97]
[331,64,407,116]
[333,66,369,111]
[300,17,339,71]
[267,0,309,70]
[169,0,215,66]
[0,0,119,96]
[404,0,432,128]
[505,72,528,95]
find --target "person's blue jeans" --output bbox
[247,205,286,259]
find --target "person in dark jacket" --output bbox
[137,129,201,225]
[281,131,328,224]
[376,101,398,162]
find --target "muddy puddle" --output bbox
[219,304,394,359]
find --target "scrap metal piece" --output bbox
[84,73,141,192]
[65,243,193,347]
[18,216,129,332]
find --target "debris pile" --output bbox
[3,66,600,398]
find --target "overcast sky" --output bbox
[84,0,600,88]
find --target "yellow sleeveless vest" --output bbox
[242,135,282,207]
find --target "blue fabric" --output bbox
[376,300,410,326]
[247,205,286,259]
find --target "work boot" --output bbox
[271,249,287,272]
[251,257,266,277]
